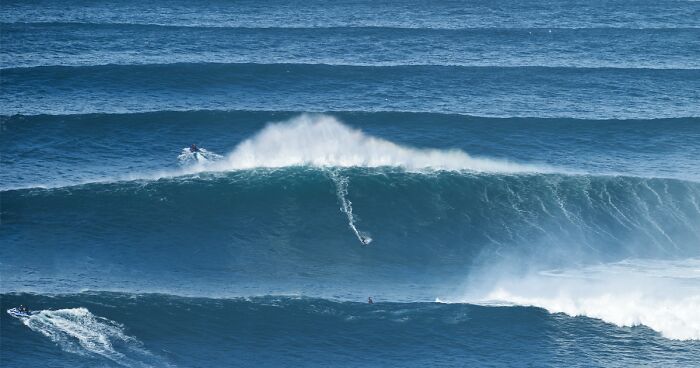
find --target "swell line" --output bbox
[4,21,700,31]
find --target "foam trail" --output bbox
[21,308,165,367]
[210,114,548,173]
[330,171,372,245]
[457,259,700,340]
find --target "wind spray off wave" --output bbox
[208,114,550,173]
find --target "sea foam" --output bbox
[205,114,549,173]
[471,258,700,340]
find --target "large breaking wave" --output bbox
[2,114,699,342]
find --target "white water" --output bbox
[177,147,223,166]
[207,114,549,173]
[455,258,700,340]
[21,308,164,367]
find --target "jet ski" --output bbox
[7,307,32,318]
[177,145,222,165]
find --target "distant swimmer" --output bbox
[189,144,200,153]
[368,297,373,304]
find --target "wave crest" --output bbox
[21,308,166,366]
[205,114,548,173]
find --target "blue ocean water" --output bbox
[1,1,699,367]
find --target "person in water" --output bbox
[189,144,200,153]
[368,297,373,304]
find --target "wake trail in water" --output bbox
[213,114,551,173]
[329,171,372,245]
[20,308,167,367]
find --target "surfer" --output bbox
[368,297,373,304]
[189,144,200,153]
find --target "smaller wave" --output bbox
[21,308,165,367]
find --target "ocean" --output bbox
[1,1,699,367]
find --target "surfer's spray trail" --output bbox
[330,171,372,245]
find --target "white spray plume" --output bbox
[205,114,548,173]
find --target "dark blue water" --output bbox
[1,1,699,367]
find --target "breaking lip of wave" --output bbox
[169,114,552,175]
[442,258,700,341]
[2,114,557,191]
[7,112,700,191]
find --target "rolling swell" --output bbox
[3,0,698,29]
[4,23,698,69]
[4,63,699,117]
